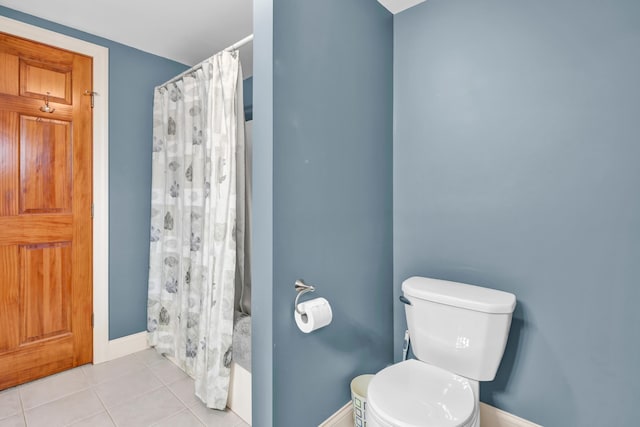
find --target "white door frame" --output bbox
[0,16,112,363]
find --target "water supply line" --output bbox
[402,330,411,361]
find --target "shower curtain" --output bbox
[147,51,245,409]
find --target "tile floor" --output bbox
[0,349,249,427]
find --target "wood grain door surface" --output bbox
[0,32,93,389]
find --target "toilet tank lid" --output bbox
[402,276,516,314]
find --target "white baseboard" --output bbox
[98,331,149,363]
[479,402,542,427]
[228,362,252,425]
[318,401,352,427]
[320,401,542,427]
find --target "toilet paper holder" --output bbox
[294,279,316,315]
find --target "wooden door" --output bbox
[0,32,93,389]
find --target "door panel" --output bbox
[20,242,72,343]
[20,116,72,213]
[0,32,92,390]
[19,59,72,104]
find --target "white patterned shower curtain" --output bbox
[147,51,245,409]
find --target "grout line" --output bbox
[0,388,19,422]
[80,357,147,387]
[148,408,205,427]
[17,368,92,412]
[17,387,28,427]
[64,410,111,427]
[62,389,105,427]
[186,400,209,426]
[146,361,190,387]
[186,401,245,427]
[149,385,187,426]
[91,386,119,427]
[94,377,165,413]
[99,383,184,427]
[19,387,93,411]
[164,377,193,407]
[143,352,170,368]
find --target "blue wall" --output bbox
[243,76,253,121]
[394,0,640,425]
[252,0,394,425]
[0,7,189,339]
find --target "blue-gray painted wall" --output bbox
[394,1,640,425]
[0,7,189,339]
[243,77,253,121]
[255,0,394,425]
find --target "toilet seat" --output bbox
[368,360,476,427]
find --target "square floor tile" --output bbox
[108,386,185,427]
[148,358,189,385]
[19,368,89,410]
[94,368,163,409]
[167,376,200,408]
[24,389,104,427]
[0,414,25,427]
[0,388,21,420]
[67,411,115,427]
[132,349,165,367]
[82,355,145,386]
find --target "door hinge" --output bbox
[91,203,94,219]
[83,90,98,108]
[91,313,94,327]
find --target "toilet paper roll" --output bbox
[294,297,333,333]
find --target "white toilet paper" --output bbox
[294,297,333,333]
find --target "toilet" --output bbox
[367,276,516,427]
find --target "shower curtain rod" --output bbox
[159,34,254,87]
[224,34,254,52]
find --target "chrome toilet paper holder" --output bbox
[294,279,315,315]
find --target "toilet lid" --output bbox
[368,360,475,427]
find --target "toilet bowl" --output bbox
[367,360,479,427]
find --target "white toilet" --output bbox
[367,276,516,427]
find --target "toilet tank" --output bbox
[403,277,516,381]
